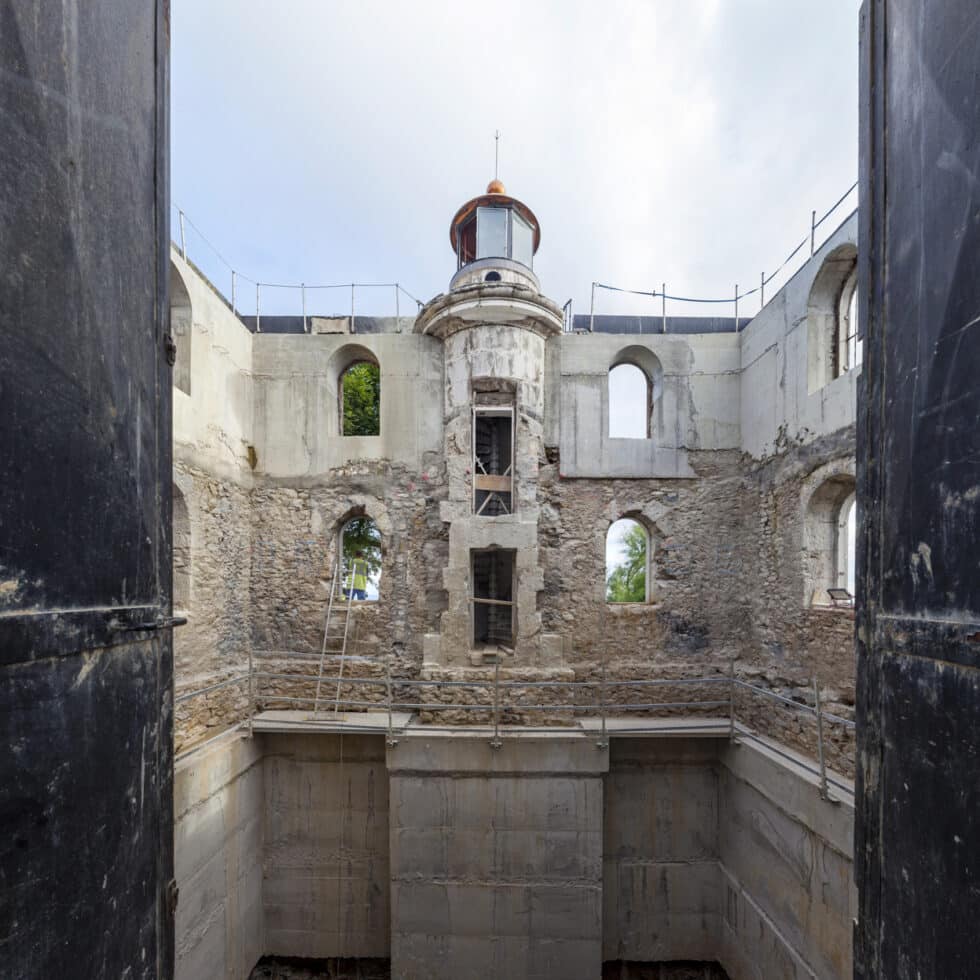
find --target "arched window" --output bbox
[340,358,380,436]
[609,364,650,438]
[608,346,663,439]
[806,244,858,392]
[170,262,192,396]
[339,516,382,601]
[803,472,857,606]
[837,271,862,375]
[173,483,191,611]
[606,518,648,603]
[837,494,857,596]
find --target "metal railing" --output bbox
[175,653,856,801]
[171,204,425,327]
[577,180,858,332]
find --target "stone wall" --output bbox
[174,463,254,753]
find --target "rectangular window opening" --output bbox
[473,406,514,516]
[471,549,515,649]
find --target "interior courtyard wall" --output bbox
[171,249,257,751]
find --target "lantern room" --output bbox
[450,180,541,273]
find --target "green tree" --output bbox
[342,362,380,436]
[606,523,647,602]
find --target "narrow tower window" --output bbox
[473,406,514,515]
[471,549,515,648]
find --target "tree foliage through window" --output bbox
[342,361,380,436]
[341,516,382,600]
[606,520,647,603]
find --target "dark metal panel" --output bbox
[857,0,980,976]
[0,1,172,977]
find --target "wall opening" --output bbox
[340,358,381,436]
[606,518,648,603]
[173,483,190,611]
[473,405,514,515]
[837,270,862,375]
[803,472,857,606]
[806,243,858,392]
[608,364,650,438]
[170,261,192,396]
[340,516,382,601]
[471,548,515,648]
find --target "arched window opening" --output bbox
[837,272,862,376]
[173,484,191,611]
[606,518,648,603]
[340,516,382,601]
[170,262,192,396]
[340,360,380,436]
[803,472,856,607]
[609,364,651,439]
[837,494,857,597]
[806,244,857,392]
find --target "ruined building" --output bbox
[5,2,978,979]
[170,179,860,979]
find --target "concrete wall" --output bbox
[264,734,390,959]
[387,737,607,980]
[174,730,853,979]
[718,738,855,980]
[557,332,741,478]
[604,740,721,963]
[175,730,264,980]
[251,332,443,477]
[739,214,859,460]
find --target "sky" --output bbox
[171,1,861,322]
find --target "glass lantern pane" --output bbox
[512,212,533,267]
[476,207,508,258]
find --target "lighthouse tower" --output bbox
[416,180,565,667]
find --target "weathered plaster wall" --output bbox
[171,249,257,750]
[557,332,741,478]
[739,214,859,461]
[175,730,264,980]
[251,331,443,477]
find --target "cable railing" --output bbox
[171,203,425,329]
[174,652,856,802]
[576,180,859,332]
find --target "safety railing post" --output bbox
[734,284,739,331]
[301,283,307,334]
[597,656,608,749]
[350,283,355,334]
[247,638,254,737]
[178,209,187,261]
[386,651,397,747]
[395,283,400,324]
[490,659,502,749]
[661,283,667,334]
[728,657,736,742]
[813,678,836,803]
[231,270,237,314]
[810,209,817,256]
[760,271,765,311]
[589,282,596,333]
[256,284,261,333]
